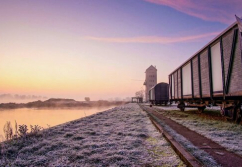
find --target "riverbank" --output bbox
[0,103,184,166]
[0,105,118,139]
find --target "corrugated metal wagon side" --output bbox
[149,82,169,105]
[169,20,242,123]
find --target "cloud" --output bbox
[144,0,242,24]
[86,31,219,44]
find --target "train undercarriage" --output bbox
[150,100,169,106]
[175,99,242,124]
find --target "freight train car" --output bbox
[168,17,242,123]
[149,82,169,105]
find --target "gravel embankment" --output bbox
[0,103,185,166]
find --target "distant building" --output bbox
[143,65,157,102]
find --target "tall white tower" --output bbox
[143,65,157,102]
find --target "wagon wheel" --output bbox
[232,106,237,121]
[197,107,205,113]
[235,107,242,124]
[222,106,236,120]
[178,102,185,112]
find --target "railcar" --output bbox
[149,82,169,105]
[168,18,242,123]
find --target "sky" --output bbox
[0,0,241,101]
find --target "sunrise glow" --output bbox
[1,0,241,100]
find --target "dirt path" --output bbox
[141,105,242,167]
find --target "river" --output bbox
[0,105,117,140]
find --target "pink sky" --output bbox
[87,31,220,44]
[0,0,241,101]
[145,0,242,24]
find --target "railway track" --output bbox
[140,104,242,167]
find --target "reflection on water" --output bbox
[0,106,117,140]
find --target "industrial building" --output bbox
[144,65,157,102]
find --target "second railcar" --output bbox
[168,17,242,123]
[149,82,169,105]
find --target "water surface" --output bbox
[0,106,116,140]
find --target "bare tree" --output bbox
[85,97,90,102]
[135,88,144,98]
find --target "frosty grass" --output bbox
[0,103,184,166]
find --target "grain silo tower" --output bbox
[144,65,157,102]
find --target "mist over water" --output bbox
[0,94,48,104]
[0,105,117,140]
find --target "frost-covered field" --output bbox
[0,103,184,166]
[153,105,242,156]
